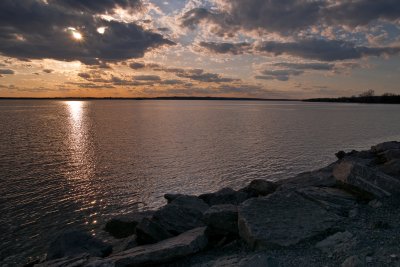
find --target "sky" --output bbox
[0,0,400,99]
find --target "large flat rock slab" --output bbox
[238,192,342,248]
[106,227,208,267]
[333,160,400,198]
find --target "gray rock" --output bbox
[199,188,248,206]
[296,186,357,216]
[46,231,112,260]
[316,231,355,253]
[341,255,363,267]
[106,227,208,267]
[377,149,400,163]
[239,179,278,197]
[203,204,238,235]
[333,160,400,198]
[368,199,383,208]
[111,235,138,254]
[35,253,92,267]
[104,211,154,239]
[238,192,342,249]
[379,159,400,177]
[164,193,186,203]
[152,195,209,235]
[371,141,400,153]
[240,254,279,267]
[135,217,173,245]
[277,165,337,191]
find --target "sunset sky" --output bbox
[0,0,400,98]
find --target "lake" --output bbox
[1,100,400,264]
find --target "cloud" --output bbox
[182,0,400,37]
[51,0,143,14]
[43,69,54,73]
[256,39,400,61]
[0,0,174,65]
[199,41,251,55]
[134,75,161,81]
[175,69,238,83]
[0,69,15,74]
[129,62,146,69]
[256,69,304,81]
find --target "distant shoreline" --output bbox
[304,95,400,104]
[0,96,299,101]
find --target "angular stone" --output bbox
[371,141,400,153]
[203,204,238,235]
[296,187,357,216]
[379,159,400,177]
[111,235,138,254]
[135,217,173,245]
[104,211,154,239]
[333,160,400,198]
[341,255,363,267]
[164,193,186,203]
[377,149,400,163]
[277,165,337,191]
[239,180,278,197]
[106,227,208,267]
[199,188,248,206]
[316,231,354,253]
[152,196,209,235]
[46,231,112,260]
[238,192,342,249]
[34,253,92,267]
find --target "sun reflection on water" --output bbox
[64,101,100,226]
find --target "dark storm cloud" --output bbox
[182,0,400,35]
[51,0,142,13]
[175,69,238,83]
[325,0,400,27]
[134,75,161,81]
[129,62,146,69]
[0,0,174,65]
[199,41,251,55]
[256,69,304,81]
[0,69,15,74]
[257,39,400,61]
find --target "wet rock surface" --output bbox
[32,141,400,267]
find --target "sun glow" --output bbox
[72,31,83,40]
[97,27,106,34]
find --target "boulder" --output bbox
[296,187,357,216]
[135,217,173,245]
[34,253,93,267]
[377,149,400,163]
[315,231,355,253]
[46,231,112,260]
[239,179,278,197]
[106,227,208,267]
[111,235,138,254]
[104,211,154,239]
[379,159,400,177]
[371,141,400,153]
[199,188,248,206]
[238,192,342,249]
[203,204,238,235]
[333,160,400,198]
[277,164,337,191]
[341,255,364,267]
[164,193,186,203]
[152,195,209,235]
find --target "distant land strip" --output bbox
[0,96,299,101]
[304,94,400,104]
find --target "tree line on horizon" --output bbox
[305,90,400,104]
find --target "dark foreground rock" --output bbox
[104,211,154,239]
[46,231,112,260]
[32,141,400,267]
[106,227,207,267]
[238,191,342,248]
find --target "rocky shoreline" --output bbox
[27,141,400,267]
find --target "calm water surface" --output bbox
[1,100,400,264]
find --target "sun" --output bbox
[72,31,83,40]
